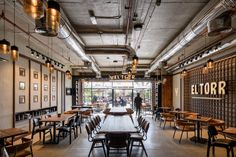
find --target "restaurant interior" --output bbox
[0,0,236,157]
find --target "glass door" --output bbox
[113,89,133,108]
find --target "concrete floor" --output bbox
[32,115,229,157]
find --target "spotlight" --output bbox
[36,52,39,58]
[31,50,34,56]
[42,55,45,60]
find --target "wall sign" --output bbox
[191,81,226,95]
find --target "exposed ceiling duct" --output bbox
[145,0,236,76]
[85,45,136,58]
[57,13,101,75]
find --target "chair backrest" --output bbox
[67,117,75,127]
[75,114,81,125]
[106,133,130,148]
[208,125,218,142]
[85,123,93,142]
[142,122,150,140]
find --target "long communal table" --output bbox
[99,115,138,133]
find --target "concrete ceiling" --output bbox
[3,0,234,77]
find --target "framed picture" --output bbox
[52,76,56,82]
[33,71,38,79]
[52,86,56,92]
[44,95,48,102]
[33,95,38,103]
[44,85,48,91]
[33,83,38,91]
[19,95,25,104]
[19,81,25,90]
[44,74,48,81]
[52,95,56,101]
[19,68,25,76]
[66,88,72,95]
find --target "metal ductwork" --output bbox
[145,0,236,75]
[85,45,136,58]
[58,14,101,75]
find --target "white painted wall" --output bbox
[0,60,13,128]
[172,74,181,110]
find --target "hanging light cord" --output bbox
[3,0,6,38]
[13,0,16,45]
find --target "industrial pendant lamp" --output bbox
[11,1,19,61]
[45,59,51,68]
[65,70,72,79]
[181,69,187,77]
[0,0,10,54]
[46,0,60,36]
[49,64,54,73]
[23,0,44,19]
[132,55,139,66]
[202,64,208,74]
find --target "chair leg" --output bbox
[140,141,148,157]
[69,130,71,144]
[179,131,184,144]
[130,140,134,156]
[57,131,61,144]
[88,142,95,157]
[163,121,166,129]
[50,130,52,143]
[231,147,234,157]
[43,131,45,144]
[226,147,230,157]
[102,141,107,157]
[212,146,215,157]
[207,145,210,157]
[173,129,177,138]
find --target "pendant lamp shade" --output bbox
[11,45,19,61]
[0,39,10,54]
[46,0,60,35]
[23,0,44,19]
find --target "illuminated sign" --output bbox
[109,74,135,80]
[191,81,226,95]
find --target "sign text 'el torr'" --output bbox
[191,81,226,95]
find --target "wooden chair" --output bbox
[85,122,107,157]
[130,121,150,157]
[159,113,175,129]
[31,118,52,144]
[173,119,196,143]
[105,133,130,157]
[5,138,33,157]
[57,117,76,144]
[74,114,82,137]
[207,125,236,157]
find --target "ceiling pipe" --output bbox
[58,13,101,75]
[145,0,236,76]
[85,45,136,58]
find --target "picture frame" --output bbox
[52,76,56,82]
[44,85,48,91]
[19,95,25,104]
[44,95,48,102]
[66,88,72,95]
[33,83,38,91]
[52,86,56,92]
[33,95,38,103]
[52,95,56,101]
[19,68,25,76]
[44,74,48,81]
[33,71,38,79]
[19,81,25,90]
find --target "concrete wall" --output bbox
[65,77,72,111]
[172,74,181,110]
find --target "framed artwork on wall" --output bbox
[33,71,38,79]
[33,95,38,102]
[44,74,48,81]
[19,81,25,90]
[19,95,25,104]
[33,83,38,91]
[52,76,56,82]
[44,95,48,102]
[52,86,56,92]
[44,85,48,91]
[19,68,25,76]
[52,95,55,101]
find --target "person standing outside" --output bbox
[134,93,142,117]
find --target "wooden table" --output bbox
[0,128,28,146]
[99,115,138,133]
[106,107,133,115]
[40,113,75,144]
[185,116,212,143]
[223,127,236,140]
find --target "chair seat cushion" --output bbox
[130,133,143,140]
[94,133,106,140]
[212,139,236,147]
[57,126,70,132]
[15,150,32,157]
[36,125,51,132]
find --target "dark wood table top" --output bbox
[40,113,75,122]
[185,116,212,122]
[0,128,28,139]
[223,127,236,135]
[99,115,138,133]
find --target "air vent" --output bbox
[207,11,232,36]
[35,16,58,37]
